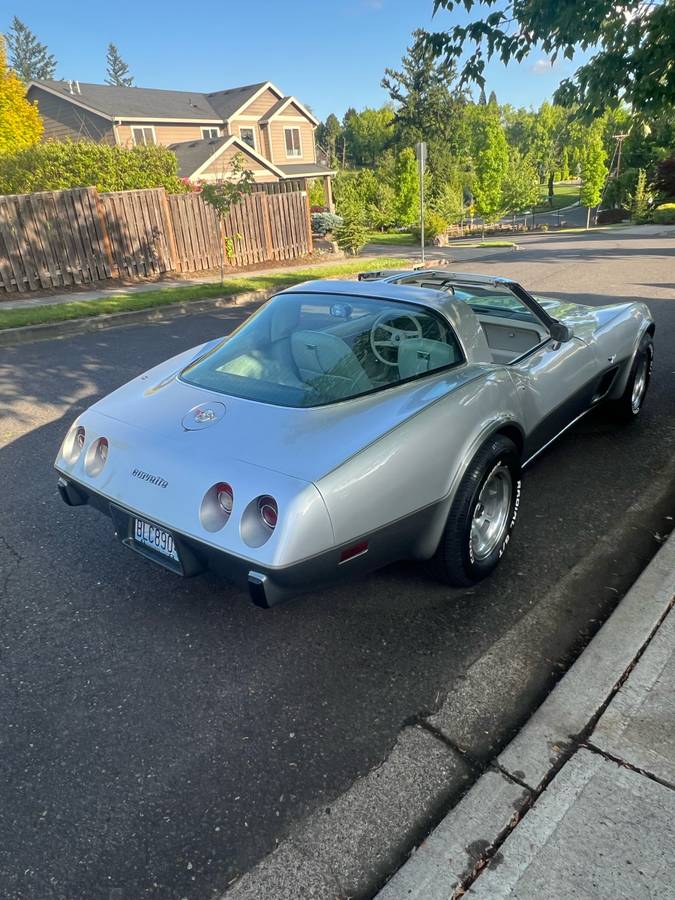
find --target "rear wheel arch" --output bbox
[493,423,525,458]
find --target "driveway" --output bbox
[0,228,674,899]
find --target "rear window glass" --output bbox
[180,292,463,407]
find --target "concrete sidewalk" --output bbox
[378,530,675,900]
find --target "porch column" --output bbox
[323,174,335,213]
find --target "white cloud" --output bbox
[531,57,556,75]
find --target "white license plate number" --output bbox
[134,519,179,562]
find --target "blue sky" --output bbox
[6,0,588,120]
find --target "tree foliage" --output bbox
[105,43,134,87]
[502,150,540,216]
[343,106,394,166]
[393,147,420,225]
[0,140,186,193]
[426,0,675,119]
[0,36,43,156]
[470,104,509,223]
[6,17,56,81]
[580,123,608,219]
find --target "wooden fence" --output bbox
[0,185,313,293]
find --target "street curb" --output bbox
[0,289,271,348]
[220,726,473,900]
[218,462,675,900]
[376,529,675,899]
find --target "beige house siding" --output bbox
[235,87,282,119]
[30,88,115,144]
[199,143,279,181]
[116,122,221,147]
[268,118,316,165]
[228,120,262,154]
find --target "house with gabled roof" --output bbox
[26,79,335,205]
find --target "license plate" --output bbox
[134,518,179,562]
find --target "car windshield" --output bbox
[180,292,463,407]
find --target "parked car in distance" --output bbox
[55,270,654,607]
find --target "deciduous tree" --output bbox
[580,123,608,227]
[0,36,43,155]
[392,147,419,226]
[470,105,509,229]
[427,0,675,119]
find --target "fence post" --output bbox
[302,184,313,256]
[160,189,179,273]
[92,188,118,279]
[260,192,274,261]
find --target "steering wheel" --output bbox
[369,311,423,366]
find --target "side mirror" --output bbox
[549,321,572,343]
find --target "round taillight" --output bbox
[76,426,86,450]
[258,496,278,529]
[200,482,234,532]
[85,436,109,477]
[216,482,233,514]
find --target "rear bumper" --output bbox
[56,476,323,607]
[56,474,442,608]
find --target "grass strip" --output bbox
[367,232,415,245]
[0,258,411,331]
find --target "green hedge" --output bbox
[0,140,188,194]
[652,203,675,225]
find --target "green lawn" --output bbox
[534,182,581,212]
[0,258,411,331]
[367,232,415,245]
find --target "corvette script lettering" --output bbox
[131,468,168,489]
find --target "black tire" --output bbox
[429,435,522,587]
[609,334,653,424]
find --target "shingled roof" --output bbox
[29,80,273,122]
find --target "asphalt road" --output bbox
[1,228,674,900]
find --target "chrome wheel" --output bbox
[631,355,649,414]
[470,465,513,561]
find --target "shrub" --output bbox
[411,210,448,244]
[0,139,187,194]
[597,207,629,224]
[308,178,325,208]
[652,203,675,224]
[311,211,343,235]
[334,203,369,254]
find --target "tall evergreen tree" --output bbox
[105,43,134,87]
[381,29,465,148]
[6,17,56,81]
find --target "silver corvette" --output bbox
[55,269,654,607]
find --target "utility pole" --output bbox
[614,133,629,178]
[416,141,427,264]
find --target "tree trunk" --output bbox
[586,206,591,230]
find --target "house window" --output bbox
[131,126,156,146]
[284,127,302,158]
[239,127,256,150]
[202,127,220,139]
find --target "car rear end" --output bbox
[55,408,336,607]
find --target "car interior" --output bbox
[182,295,465,406]
[394,273,548,365]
